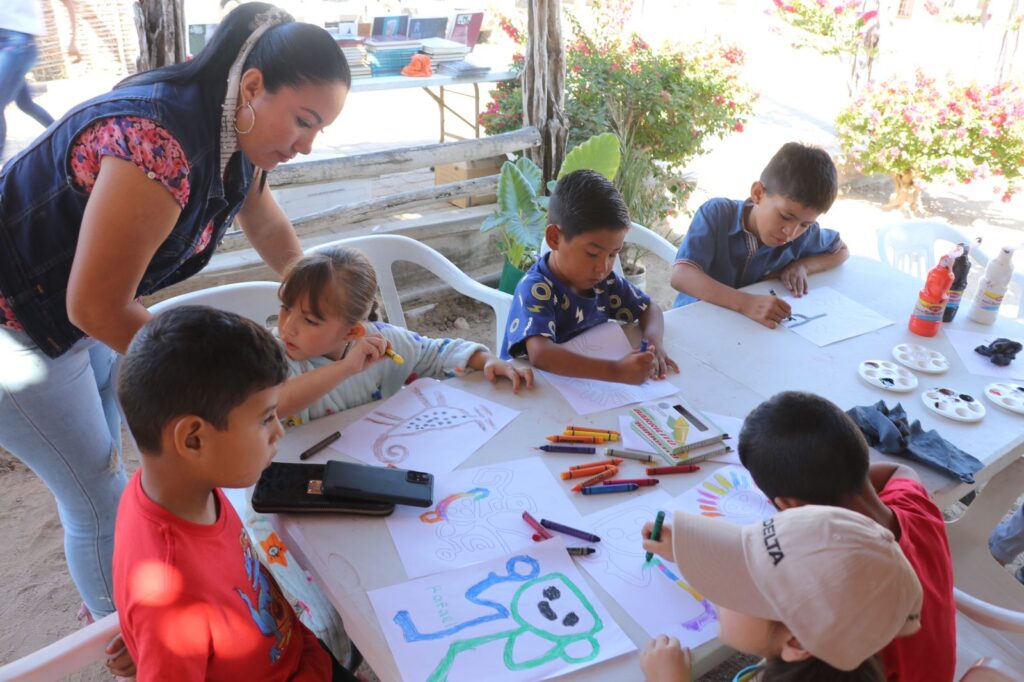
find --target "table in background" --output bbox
[665,255,1024,507]
[273,350,766,682]
[350,71,518,142]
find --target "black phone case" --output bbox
[323,460,434,508]
[251,462,395,516]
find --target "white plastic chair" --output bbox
[876,219,979,280]
[0,612,119,681]
[309,234,513,353]
[947,456,1024,677]
[148,280,282,328]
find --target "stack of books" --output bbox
[365,37,422,77]
[419,37,469,64]
[437,57,491,78]
[628,398,730,463]
[336,37,370,79]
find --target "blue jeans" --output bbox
[0,327,127,617]
[0,29,54,159]
[989,505,1024,566]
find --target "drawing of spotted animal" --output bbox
[366,386,497,463]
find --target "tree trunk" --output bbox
[523,0,567,187]
[133,0,186,73]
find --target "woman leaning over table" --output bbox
[0,2,349,620]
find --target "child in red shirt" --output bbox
[737,391,956,682]
[113,306,349,681]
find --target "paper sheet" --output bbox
[537,323,678,415]
[331,377,519,475]
[368,538,635,682]
[942,328,1024,381]
[780,286,893,347]
[671,465,775,525]
[386,458,588,578]
[576,491,719,648]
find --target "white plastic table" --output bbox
[350,70,518,142]
[272,349,764,681]
[666,255,1024,508]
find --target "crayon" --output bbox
[548,434,608,444]
[299,431,341,461]
[605,448,656,463]
[384,346,405,364]
[536,444,597,454]
[646,510,666,562]
[567,547,596,556]
[571,467,619,492]
[646,465,701,475]
[639,338,650,352]
[768,289,794,321]
[567,425,621,437]
[570,458,624,471]
[602,478,659,487]
[563,428,620,441]
[521,511,553,540]
[581,483,640,495]
[541,518,601,543]
[560,465,614,480]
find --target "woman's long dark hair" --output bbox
[117,3,350,94]
[757,654,886,681]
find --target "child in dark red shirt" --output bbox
[113,306,349,681]
[737,391,956,682]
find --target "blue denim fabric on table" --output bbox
[846,400,983,484]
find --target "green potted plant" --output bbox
[482,132,622,293]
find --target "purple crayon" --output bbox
[536,444,597,454]
[581,483,640,495]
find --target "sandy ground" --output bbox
[2,1,1023,679]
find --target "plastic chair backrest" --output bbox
[876,220,979,280]
[309,235,512,352]
[0,612,120,682]
[149,281,282,329]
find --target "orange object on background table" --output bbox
[401,54,433,77]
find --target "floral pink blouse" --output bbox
[0,115,216,332]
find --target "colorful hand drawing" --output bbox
[694,468,774,524]
[420,488,491,524]
[366,383,497,464]
[394,555,603,682]
[648,557,717,632]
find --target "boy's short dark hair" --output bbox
[759,142,838,214]
[118,306,288,453]
[548,169,631,240]
[739,391,868,505]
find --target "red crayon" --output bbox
[646,465,701,475]
[522,511,553,540]
[603,478,659,487]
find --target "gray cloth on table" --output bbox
[846,400,983,484]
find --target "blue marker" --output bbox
[639,339,650,353]
[581,483,640,495]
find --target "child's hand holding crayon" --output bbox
[614,348,656,384]
[740,292,792,329]
[641,519,675,562]
[339,335,389,374]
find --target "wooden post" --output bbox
[133,0,187,73]
[523,0,567,186]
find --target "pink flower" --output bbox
[859,10,878,23]
[834,5,845,14]
[955,127,967,138]
[733,121,745,132]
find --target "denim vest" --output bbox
[0,80,254,357]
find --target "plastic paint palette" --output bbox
[984,382,1024,416]
[921,387,986,423]
[858,360,918,393]
[892,343,950,374]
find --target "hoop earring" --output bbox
[234,101,256,135]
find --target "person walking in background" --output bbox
[0,0,79,161]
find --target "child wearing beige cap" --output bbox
[640,505,923,681]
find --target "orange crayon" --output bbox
[560,465,614,480]
[548,434,607,444]
[569,458,624,471]
[572,466,619,492]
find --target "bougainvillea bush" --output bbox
[766,0,879,57]
[835,71,1024,209]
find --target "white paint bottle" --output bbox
[967,246,1017,324]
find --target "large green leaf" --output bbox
[494,163,547,250]
[557,132,621,181]
[513,156,543,194]
[497,162,538,215]
[480,212,507,234]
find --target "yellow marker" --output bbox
[385,347,405,364]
